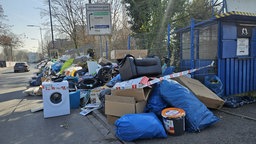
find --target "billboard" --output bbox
[226,0,256,13]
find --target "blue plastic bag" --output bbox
[106,74,122,87]
[162,66,175,76]
[204,75,224,97]
[51,61,63,73]
[160,80,219,132]
[115,113,167,141]
[145,83,168,117]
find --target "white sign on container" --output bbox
[86,4,112,35]
[237,38,249,56]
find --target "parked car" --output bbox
[14,62,30,72]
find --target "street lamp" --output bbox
[27,25,43,54]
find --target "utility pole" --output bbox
[48,0,55,58]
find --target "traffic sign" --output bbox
[86,4,112,35]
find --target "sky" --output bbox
[1,0,46,53]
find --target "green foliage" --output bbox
[123,0,216,67]
[123,0,188,57]
[187,0,213,21]
[123,0,151,33]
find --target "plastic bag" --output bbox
[145,83,168,117]
[51,61,63,73]
[115,113,167,141]
[222,96,256,108]
[106,74,122,87]
[162,66,175,76]
[204,75,224,97]
[60,58,74,74]
[160,79,219,132]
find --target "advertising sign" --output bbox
[86,4,112,35]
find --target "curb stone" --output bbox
[92,110,136,144]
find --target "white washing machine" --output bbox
[42,81,70,118]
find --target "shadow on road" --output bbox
[1,72,15,74]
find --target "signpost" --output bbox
[86,4,112,35]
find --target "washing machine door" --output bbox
[50,92,62,104]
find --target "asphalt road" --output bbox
[134,105,256,144]
[1,66,256,144]
[0,66,120,144]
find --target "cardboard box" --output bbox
[111,87,151,101]
[173,76,224,109]
[105,95,146,117]
[106,115,120,125]
[111,50,148,59]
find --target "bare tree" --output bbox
[41,0,90,56]
[0,5,23,61]
[14,50,29,62]
[0,33,23,61]
[0,5,9,37]
[108,0,131,50]
[41,0,130,58]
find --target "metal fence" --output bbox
[179,22,218,80]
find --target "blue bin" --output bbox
[69,90,80,109]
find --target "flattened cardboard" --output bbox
[111,87,151,101]
[111,50,148,59]
[105,95,146,117]
[136,101,146,113]
[173,76,224,109]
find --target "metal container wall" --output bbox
[180,15,256,96]
[219,23,256,96]
[219,58,256,96]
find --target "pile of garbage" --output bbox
[23,50,256,142]
[25,54,117,95]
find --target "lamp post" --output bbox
[27,25,43,54]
